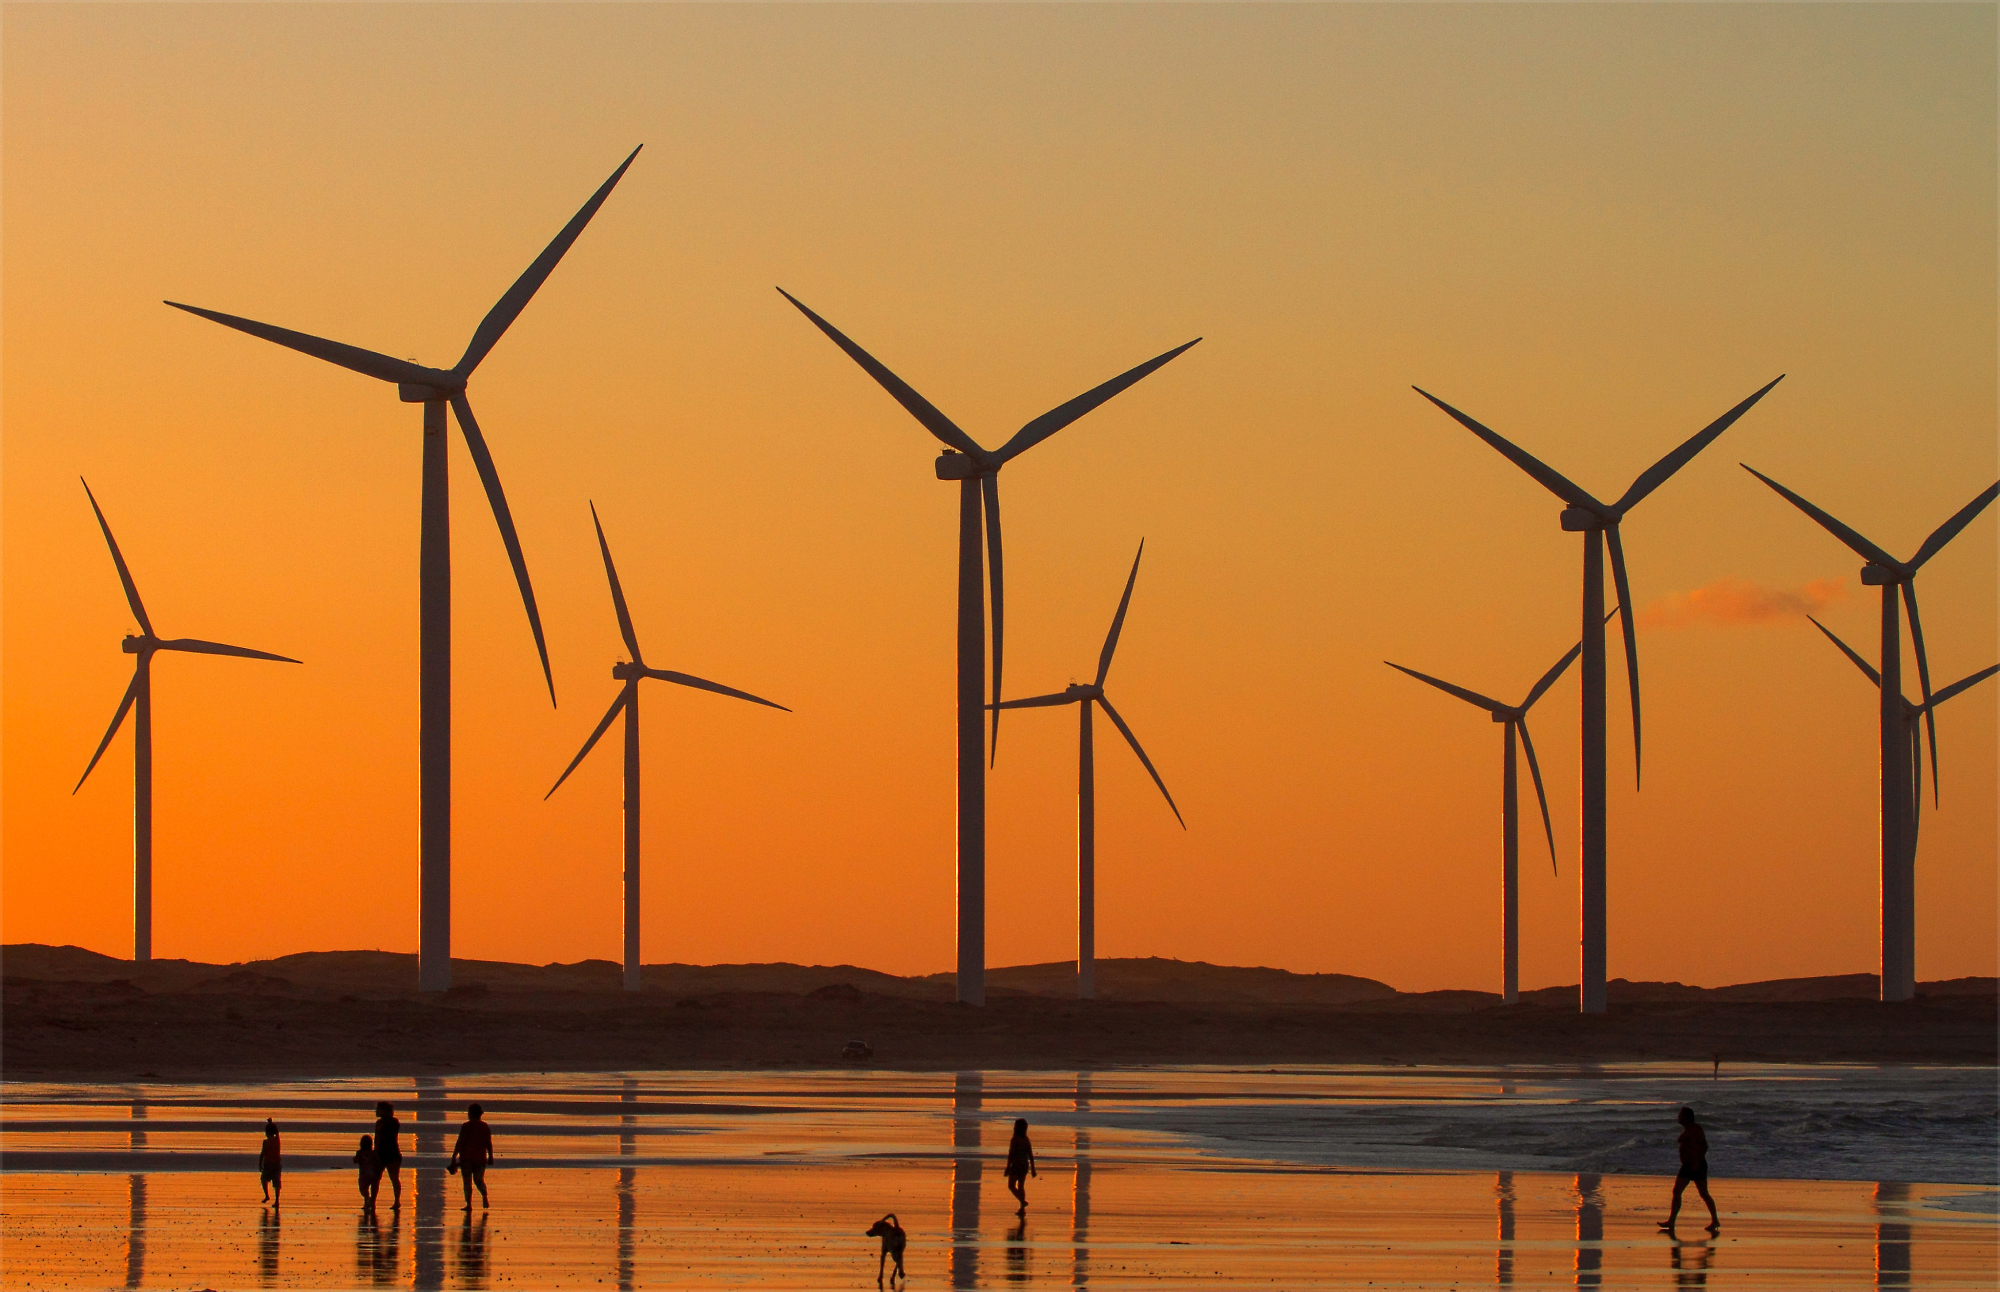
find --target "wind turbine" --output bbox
[72,479,300,963]
[778,290,1198,1005]
[1414,376,1784,1012]
[1810,616,1997,877]
[1384,611,1615,1004]
[1737,468,1997,1000]
[544,505,789,992]
[989,541,1184,1000]
[166,147,641,990]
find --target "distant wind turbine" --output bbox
[990,541,1184,1000]
[545,505,789,992]
[73,479,300,963]
[1744,472,1996,1000]
[779,290,1198,1005]
[166,147,642,990]
[1384,611,1614,1004]
[1414,376,1783,1012]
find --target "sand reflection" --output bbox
[257,1203,280,1286]
[1072,1072,1092,1289]
[950,1071,983,1289]
[125,1099,147,1290]
[1574,1172,1604,1288]
[1876,1181,1911,1288]
[1671,1235,1715,1287]
[1496,1169,1516,1285]
[414,1075,446,1290]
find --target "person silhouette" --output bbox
[257,1119,283,1205]
[1659,1107,1719,1233]
[448,1104,494,1209]
[373,1102,404,1209]
[353,1134,381,1207]
[1003,1118,1037,1215]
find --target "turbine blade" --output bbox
[1909,481,1999,571]
[775,289,984,457]
[1097,696,1185,829]
[1519,617,1602,713]
[1384,662,1506,714]
[1808,616,1880,686]
[1516,717,1559,877]
[1606,524,1642,789]
[990,692,1077,710]
[79,479,153,636]
[1095,540,1145,688]
[545,688,629,799]
[455,146,642,377]
[1903,583,1938,806]
[1740,466,1899,568]
[75,671,141,793]
[641,668,790,712]
[1925,664,1998,711]
[1909,725,1921,853]
[164,302,435,386]
[991,339,1202,464]
[451,393,555,706]
[1613,376,1785,514]
[158,638,301,664]
[983,472,1004,767]
[589,503,643,665]
[1411,388,1601,510]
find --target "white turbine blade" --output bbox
[451,393,554,706]
[164,302,437,387]
[1808,616,1881,686]
[1740,466,1899,568]
[79,479,153,636]
[990,692,1076,710]
[775,289,985,458]
[589,503,643,665]
[991,339,1201,464]
[1612,376,1783,514]
[642,668,790,712]
[1901,583,1939,806]
[455,146,642,377]
[546,688,629,799]
[1383,662,1506,714]
[1097,696,1185,829]
[1516,717,1559,876]
[158,638,301,664]
[1606,524,1642,789]
[1925,664,1998,712]
[75,671,142,793]
[983,473,1004,767]
[1909,481,1999,571]
[1095,541,1144,689]
[1411,387,1602,511]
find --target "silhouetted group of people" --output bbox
[257,1101,494,1211]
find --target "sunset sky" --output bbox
[5,4,1994,992]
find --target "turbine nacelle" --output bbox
[1067,683,1103,701]
[612,661,646,681]
[1559,506,1613,531]
[121,634,150,655]
[1859,563,1908,586]
[399,379,466,402]
[934,449,992,480]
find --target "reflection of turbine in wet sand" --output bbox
[1418,377,1782,1012]
[168,148,641,991]
[414,1077,446,1291]
[1495,1170,1515,1286]
[1742,466,1998,1001]
[1386,617,1607,1003]
[618,1077,637,1292]
[950,1072,983,1289]
[73,481,301,963]
[545,506,789,990]
[1875,1181,1911,1288]
[1574,1173,1604,1288]
[781,289,1198,1004]
[125,1099,147,1291]
[992,542,1185,999]
[1072,1074,1092,1289]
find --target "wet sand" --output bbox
[3,1068,1993,1289]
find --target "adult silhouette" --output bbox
[448,1103,495,1210]
[373,1102,404,1209]
[1660,1107,1719,1233]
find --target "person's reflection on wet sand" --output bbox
[414,1077,447,1291]
[1071,1072,1092,1289]
[125,1099,147,1290]
[257,1202,280,1287]
[1006,1216,1028,1282]
[950,1071,983,1290]
[1495,1170,1516,1286]
[1574,1173,1604,1288]
[1875,1181,1911,1288]
[617,1077,637,1292]
[457,1210,490,1288]
[1670,1236,1714,1287]
[357,1202,379,1284]
[374,1206,402,1286]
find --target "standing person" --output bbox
[1659,1107,1719,1233]
[448,1103,494,1210]
[257,1119,283,1205]
[353,1134,381,1207]
[373,1102,404,1209]
[1003,1118,1037,1215]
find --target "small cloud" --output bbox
[1637,577,1846,630]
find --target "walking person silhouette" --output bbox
[373,1102,404,1209]
[448,1104,495,1209]
[1659,1107,1719,1233]
[353,1134,381,1207]
[257,1119,283,1205]
[1003,1119,1038,1215]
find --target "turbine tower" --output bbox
[1414,377,1783,1012]
[779,290,1197,1005]
[1741,469,1998,1000]
[73,479,300,962]
[166,147,641,990]
[544,505,789,992]
[1384,612,1612,1003]
[990,541,1185,999]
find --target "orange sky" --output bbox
[4,5,1994,991]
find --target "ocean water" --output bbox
[1,1064,1993,1288]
